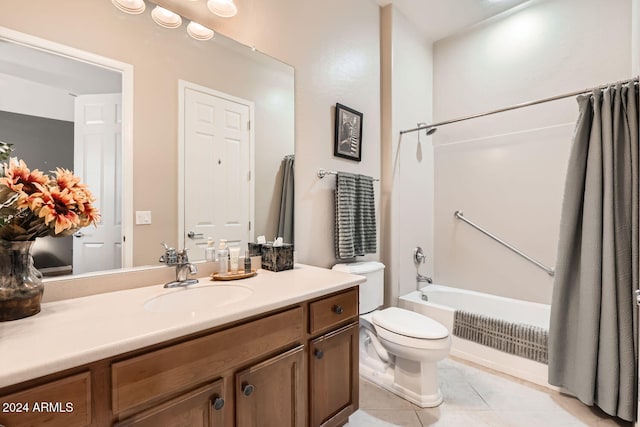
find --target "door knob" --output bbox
[187,231,204,239]
[212,397,225,410]
[242,383,255,396]
[314,349,324,360]
[333,305,344,314]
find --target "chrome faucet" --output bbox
[417,272,432,284]
[159,243,199,288]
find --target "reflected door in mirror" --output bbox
[184,86,252,260]
[73,94,123,274]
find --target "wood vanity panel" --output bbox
[111,307,303,415]
[235,345,305,427]
[113,380,225,427]
[309,324,358,427]
[309,289,358,335]
[0,371,91,427]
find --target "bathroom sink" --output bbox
[144,284,253,313]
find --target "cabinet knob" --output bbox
[242,383,255,396]
[333,305,344,314]
[212,397,225,410]
[314,349,324,360]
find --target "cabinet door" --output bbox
[0,372,91,427]
[235,345,305,427]
[309,323,358,427]
[114,380,226,427]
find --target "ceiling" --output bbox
[377,0,532,42]
[0,40,121,95]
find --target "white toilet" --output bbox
[333,262,451,407]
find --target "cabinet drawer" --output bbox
[0,371,91,427]
[309,289,358,335]
[112,307,303,415]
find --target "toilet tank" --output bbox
[332,262,385,314]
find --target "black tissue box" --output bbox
[261,243,294,272]
[247,242,263,257]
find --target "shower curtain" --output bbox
[277,154,294,244]
[548,82,639,422]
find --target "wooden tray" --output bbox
[211,269,257,281]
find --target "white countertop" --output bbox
[0,264,364,388]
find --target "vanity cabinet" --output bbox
[309,324,358,427]
[308,289,359,427]
[113,380,225,427]
[0,286,360,427]
[0,371,92,427]
[235,345,305,427]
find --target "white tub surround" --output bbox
[0,264,364,388]
[399,285,553,389]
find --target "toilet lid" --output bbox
[372,307,448,339]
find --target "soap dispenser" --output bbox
[205,237,216,262]
[218,239,229,274]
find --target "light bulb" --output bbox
[111,0,145,14]
[187,21,215,40]
[207,0,238,18]
[151,6,183,29]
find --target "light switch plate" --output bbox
[135,210,152,225]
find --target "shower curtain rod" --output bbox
[400,76,639,135]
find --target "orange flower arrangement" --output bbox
[0,158,100,240]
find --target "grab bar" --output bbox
[454,210,555,277]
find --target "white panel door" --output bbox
[73,94,122,274]
[184,87,251,259]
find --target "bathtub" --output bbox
[399,284,553,389]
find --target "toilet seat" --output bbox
[372,307,449,350]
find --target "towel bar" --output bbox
[317,168,380,181]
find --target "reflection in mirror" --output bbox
[0,38,127,277]
[0,11,295,278]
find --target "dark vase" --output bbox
[0,240,44,321]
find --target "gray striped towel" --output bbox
[453,310,548,364]
[335,172,377,259]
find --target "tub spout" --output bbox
[417,273,432,284]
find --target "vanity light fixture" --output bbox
[111,0,145,14]
[207,0,238,18]
[112,0,217,41]
[187,21,215,40]
[151,6,183,28]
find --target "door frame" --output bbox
[0,26,134,269]
[177,80,255,251]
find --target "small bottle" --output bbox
[244,250,252,273]
[205,237,216,262]
[218,239,229,275]
[229,247,240,273]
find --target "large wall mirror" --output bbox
[0,0,294,279]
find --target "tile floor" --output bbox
[346,357,633,427]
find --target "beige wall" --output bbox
[432,0,632,303]
[381,5,434,305]
[0,0,294,266]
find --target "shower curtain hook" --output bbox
[416,122,426,144]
